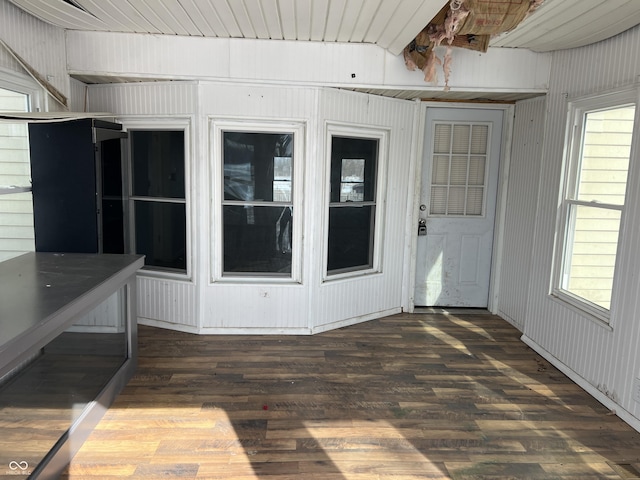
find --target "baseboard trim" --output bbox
[521,334,640,434]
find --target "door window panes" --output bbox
[430,122,488,216]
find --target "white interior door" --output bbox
[414,107,503,307]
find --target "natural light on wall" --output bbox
[0,87,34,263]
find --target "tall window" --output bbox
[220,127,299,278]
[554,89,637,320]
[326,128,386,277]
[129,129,187,273]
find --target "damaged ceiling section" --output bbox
[404,0,544,89]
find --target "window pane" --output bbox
[223,205,292,274]
[466,187,484,215]
[430,186,447,215]
[430,122,489,217]
[223,132,293,202]
[273,156,292,202]
[452,125,470,154]
[340,158,365,202]
[470,125,488,154]
[563,204,621,309]
[433,124,451,154]
[0,88,34,262]
[327,206,374,272]
[576,105,634,205]
[448,187,465,215]
[131,130,185,198]
[135,201,186,271]
[450,156,467,185]
[432,155,449,184]
[330,136,378,203]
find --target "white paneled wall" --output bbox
[69,77,87,112]
[497,96,545,330]
[88,80,416,334]
[67,30,550,97]
[87,82,200,330]
[508,25,640,430]
[0,0,68,107]
[312,89,414,332]
[69,288,124,333]
[137,276,198,331]
[200,82,317,333]
[88,82,199,116]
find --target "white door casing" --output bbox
[414,108,503,307]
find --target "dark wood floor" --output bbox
[63,312,640,479]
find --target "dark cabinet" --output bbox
[28,119,128,253]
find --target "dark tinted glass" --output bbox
[131,130,185,198]
[327,206,375,272]
[223,132,293,202]
[101,137,123,197]
[223,205,292,274]
[134,201,186,271]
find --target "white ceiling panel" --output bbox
[294,0,313,40]
[161,0,206,35]
[72,0,137,32]
[9,0,110,30]
[348,0,379,43]
[490,0,640,52]
[125,0,174,34]
[324,0,348,41]
[8,0,640,102]
[9,0,446,49]
[10,0,640,55]
[177,0,221,36]
[337,0,363,42]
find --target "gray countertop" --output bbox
[0,252,144,369]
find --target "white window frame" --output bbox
[118,117,192,280]
[552,86,639,323]
[323,122,389,281]
[0,71,41,262]
[0,69,41,196]
[0,67,42,114]
[210,119,305,284]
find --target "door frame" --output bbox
[402,101,515,314]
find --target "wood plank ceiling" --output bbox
[8,0,445,56]
[11,0,640,54]
[7,0,640,101]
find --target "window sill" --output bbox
[212,274,302,286]
[323,267,382,284]
[138,267,192,283]
[0,185,31,195]
[548,292,614,332]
